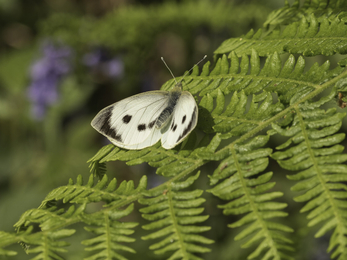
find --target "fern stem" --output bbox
[43,233,49,259]
[104,213,112,259]
[167,184,189,259]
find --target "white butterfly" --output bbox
[91,56,206,150]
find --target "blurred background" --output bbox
[1,0,332,259]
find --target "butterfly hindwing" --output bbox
[161,91,198,149]
[91,91,170,149]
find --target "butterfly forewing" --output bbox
[161,91,198,149]
[91,91,170,149]
[119,127,163,150]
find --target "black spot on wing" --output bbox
[170,120,178,131]
[176,107,197,143]
[148,120,156,129]
[98,106,123,142]
[138,124,146,131]
[182,115,186,124]
[122,115,132,124]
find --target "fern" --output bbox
[216,15,347,57]
[23,229,75,260]
[271,87,347,260]
[9,175,146,260]
[264,0,347,27]
[209,135,294,260]
[139,172,213,260]
[81,204,137,260]
[3,0,347,259]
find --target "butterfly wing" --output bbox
[91,91,170,149]
[161,91,198,149]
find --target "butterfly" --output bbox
[91,55,207,150]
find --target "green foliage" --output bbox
[139,172,213,260]
[271,88,347,259]
[209,135,294,260]
[7,174,146,260]
[81,204,137,260]
[215,14,347,57]
[3,0,347,259]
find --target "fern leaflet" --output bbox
[139,172,213,260]
[8,174,146,260]
[215,15,347,57]
[209,135,294,260]
[82,204,137,260]
[271,88,347,260]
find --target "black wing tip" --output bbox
[176,106,197,143]
[91,106,123,143]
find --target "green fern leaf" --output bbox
[10,174,146,260]
[14,204,85,232]
[162,51,343,107]
[208,135,294,260]
[271,88,347,259]
[263,0,347,27]
[139,172,213,260]
[215,14,347,57]
[88,144,114,179]
[0,231,19,256]
[36,174,146,208]
[82,204,137,260]
[26,229,75,260]
[88,139,207,178]
[263,0,300,27]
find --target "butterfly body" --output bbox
[91,83,198,150]
[155,85,181,128]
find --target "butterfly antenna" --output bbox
[161,57,178,84]
[180,55,207,83]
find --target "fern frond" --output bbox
[9,174,146,260]
[215,14,347,57]
[14,204,85,232]
[209,135,294,260]
[88,139,206,178]
[263,0,301,27]
[271,88,347,259]
[89,161,107,180]
[88,144,114,179]
[139,172,213,260]
[25,229,75,260]
[0,231,19,256]
[263,0,347,27]
[82,204,137,260]
[207,90,283,137]
[163,51,343,107]
[37,173,147,208]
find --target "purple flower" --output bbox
[83,48,123,79]
[27,41,72,120]
[105,58,123,78]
